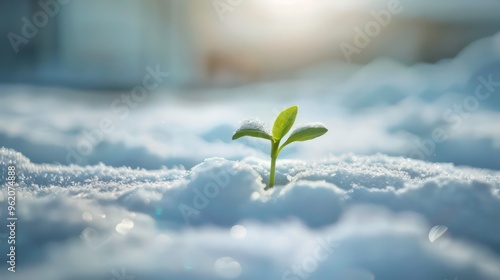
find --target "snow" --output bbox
[0,34,500,279]
[290,122,327,134]
[236,119,269,132]
[1,148,500,279]
[1,35,500,170]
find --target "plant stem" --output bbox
[269,155,277,189]
[268,141,279,189]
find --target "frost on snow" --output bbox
[235,118,270,133]
[1,148,500,280]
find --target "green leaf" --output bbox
[232,119,273,141]
[232,128,273,141]
[272,106,298,141]
[279,123,328,152]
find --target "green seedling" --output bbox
[232,105,328,189]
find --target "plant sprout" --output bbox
[232,105,328,189]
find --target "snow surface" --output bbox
[1,148,500,279]
[0,34,500,279]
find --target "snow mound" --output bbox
[1,149,500,279]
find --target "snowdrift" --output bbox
[1,148,499,279]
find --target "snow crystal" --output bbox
[1,148,500,279]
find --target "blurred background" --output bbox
[1,0,500,88]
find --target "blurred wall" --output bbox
[1,0,499,88]
[0,0,195,89]
[0,1,59,83]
